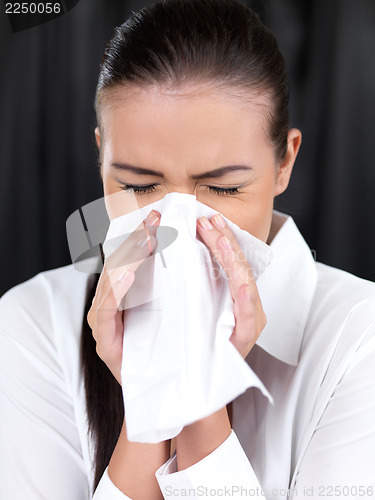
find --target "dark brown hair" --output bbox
[82,0,290,491]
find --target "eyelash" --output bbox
[118,184,241,196]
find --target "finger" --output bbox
[87,209,160,373]
[97,267,135,320]
[88,266,132,328]
[105,209,161,272]
[231,283,266,358]
[210,214,251,268]
[197,214,255,300]
[89,208,160,325]
[91,234,156,315]
[89,269,135,355]
[196,215,231,279]
[210,213,256,288]
[92,210,160,311]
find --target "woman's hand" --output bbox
[87,209,161,385]
[197,213,267,359]
[174,212,267,472]
[89,209,169,499]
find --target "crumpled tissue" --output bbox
[102,192,274,443]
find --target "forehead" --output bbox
[100,85,273,169]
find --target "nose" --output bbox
[166,185,197,196]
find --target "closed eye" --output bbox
[206,185,240,195]
[118,183,241,196]
[118,183,158,194]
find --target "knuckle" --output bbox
[246,291,256,304]
[95,343,105,361]
[87,310,94,328]
[233,334,251,353]
[242,298,254,315]
[261,311,267,329]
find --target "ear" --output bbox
[94,127,103,180]
[274,128,302,196]
[95,126,101,149]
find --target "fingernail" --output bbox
[137,233,151,248]
[144,210,159,227]
[118,269,130,282]
[220,235,232,249]
[212,213,226,229]
[198,216,214,230]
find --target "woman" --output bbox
[0,0,374,499]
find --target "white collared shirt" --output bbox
[1,211,375,499]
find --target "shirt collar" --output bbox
[254,210,318,366]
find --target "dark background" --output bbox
[1,0,375,297]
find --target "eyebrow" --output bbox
[111,162,252,179]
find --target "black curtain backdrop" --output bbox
[1,0,374,297]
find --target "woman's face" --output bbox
[96,85,301,243]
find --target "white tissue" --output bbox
[103,192,274,443]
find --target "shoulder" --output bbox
[314,262,375,318]
[1,263,85,305]
[0,264,91,352]
[302,262,375,365]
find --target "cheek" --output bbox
[244,207,274,242]
[102,178,121,220]
[230,204,273,242]
[102,169,118,196]
[102,182,142,221]
[220,182,275,242]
